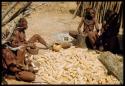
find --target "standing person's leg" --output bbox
[28,34,48,48]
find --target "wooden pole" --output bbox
[2,2,32,27]
[95,2,98,19]
[118,2,123,30]
[73,2,82,19]
[80,2,83,17]
[107,1,110,10]
[2,2,19,20]
[82,2,84,17]
[113,2,117,12]
[118,2,122,14]
[98,2,102,23]
[104,1,108,17]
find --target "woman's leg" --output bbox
[87,32,97,49]
[16,47,26,65]
[28,34,48,48]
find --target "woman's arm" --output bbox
[94,18,99,32]
[13,30,27,46]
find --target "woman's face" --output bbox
[90,9,95,18]
[18,18,28,30]
[21,20,28,29]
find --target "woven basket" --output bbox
[52,43,62,52]
[61,42,71,49]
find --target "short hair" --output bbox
[17,18,27,27]
[19,18,27,23]
[86,8,95,14]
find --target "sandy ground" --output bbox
[25,2,80,45]
[3,2,122,85]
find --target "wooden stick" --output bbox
[107,1,110,10]
[82,2,84,17]
[2,2,19,20]
[118,2,122,14]
[104,1,108,17]
[2,2,32,27]
[116,2,121,13]
[95,2,98,19]
[80,2,83,17]
[98,2,101,23]
[118,2,123,30]
[113,2,117,12]
[102,2,105,22]
[72,2,82,19]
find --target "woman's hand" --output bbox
[27,43,36,49]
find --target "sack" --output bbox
[15,71,35,82]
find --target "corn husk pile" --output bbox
[32,46,120,84]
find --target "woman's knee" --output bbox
[16,71,35,82]
[33,34,40,38]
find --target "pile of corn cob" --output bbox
[32,46,120,84]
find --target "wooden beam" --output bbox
[2,2,19,20]
[2,2,32,27]
[72,2,82,19]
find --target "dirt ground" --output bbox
[25,2,80,45]
[3,2,123,85]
